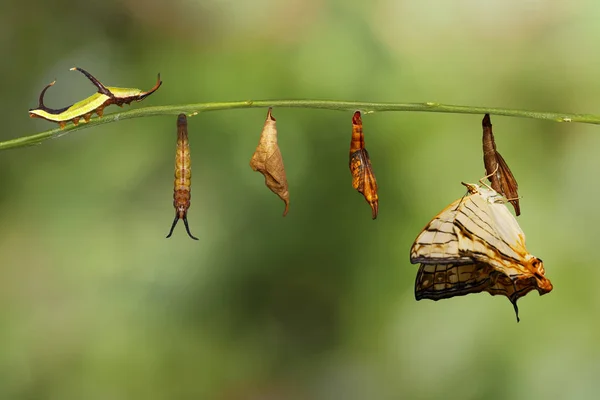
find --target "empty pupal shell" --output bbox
[250,108,290,216]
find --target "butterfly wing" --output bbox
[484,273,542,322]
[410,197,474,265]
[453,185,553,297]
[453,186,529,272]
[411,183,551,322]
[415,263,499,301]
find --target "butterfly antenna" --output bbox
[480,164,499,187]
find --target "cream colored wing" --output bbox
[453,185,529,269]
[410,184,523,266]
[453,184,552,297]
[410,197,474,265]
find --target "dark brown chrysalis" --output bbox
[166,114,198,240]
[482,114,520,216]
[349,111,378,219]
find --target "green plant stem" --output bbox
[3,100,599,151]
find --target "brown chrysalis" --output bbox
[349,111,378,219]
[250,108,290,216]
[482,114,520,216]
[166,114,198,240]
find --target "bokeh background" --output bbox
[1,0,598,399]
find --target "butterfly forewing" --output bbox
[453,186,528,269]
[410,197,474,265]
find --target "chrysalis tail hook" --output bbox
[166,214,179,239]
[166,214,199,240]
[183,216,199,240]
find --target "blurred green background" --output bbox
[0,0,598,399]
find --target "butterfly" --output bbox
[410,181,552,321]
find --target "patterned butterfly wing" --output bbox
[410,182,552,321]
[415,262,550,322]
[410,196,475,265]
[415,263,499,301]
[452,185,527,269]
[453,184,552,296]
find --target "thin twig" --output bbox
[3,100,597,151]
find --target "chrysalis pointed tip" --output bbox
[482,113,491,126]
[266,107,275,121]
[352,111,362,125]
[282,201,290,217]
[370,200,379,219]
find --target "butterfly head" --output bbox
[461,182,480,194]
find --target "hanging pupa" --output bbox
[250,108,290,216]
[349,111,378,219]
[166,113,198,240]
[482,114,520,215]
